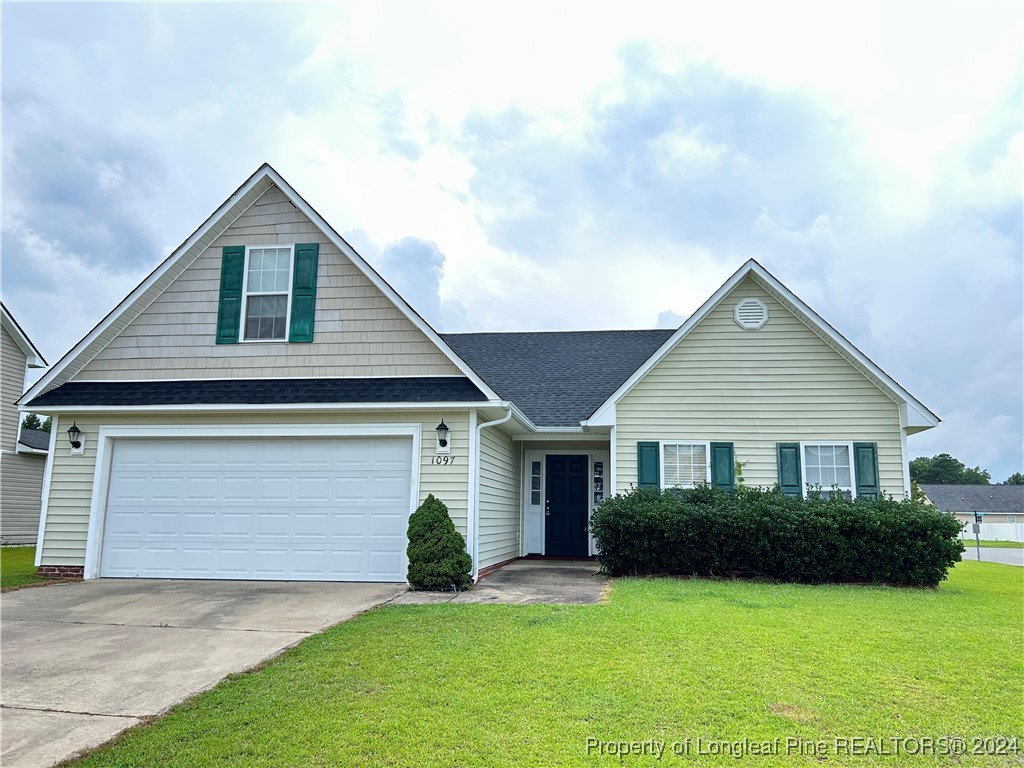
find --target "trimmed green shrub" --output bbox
[590,485,964,586]
[407,494,473,590]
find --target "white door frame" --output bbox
[520,448,609,557]
[83,423,422,580]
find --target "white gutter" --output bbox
[469,405,513,581]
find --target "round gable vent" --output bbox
[734,297,768,330]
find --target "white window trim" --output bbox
[659,440,712,489]
[799,441,858,499]
[239,244,295,343]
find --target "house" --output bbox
[19,164,940,582]
[2,303,49,544]
[921,484,1023,525]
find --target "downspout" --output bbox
[470,406,513,581]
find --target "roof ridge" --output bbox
[440,328,672,337]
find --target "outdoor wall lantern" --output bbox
[435,419,450,454]
[432,417,448,454]
[67,422,85,454]
[67,422,82,449]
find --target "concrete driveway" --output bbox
[1,579,405,768]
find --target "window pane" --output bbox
[803,444,852,493]
[247,248,291,294]
[663,444,707,487]
[244,295,287,340]
[530,461,541,505]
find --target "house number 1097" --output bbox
[432,456,455,465]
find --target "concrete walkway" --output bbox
[392,559,609,605]
[958,547,1024,567]
[1,579,405,768]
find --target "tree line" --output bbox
[910,453,1022,486]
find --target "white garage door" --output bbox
[99,436,412,581]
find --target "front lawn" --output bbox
[961,539,1024,549]
[0,546,47,589]
[73,563,1022,767]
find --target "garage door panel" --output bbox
[99,436,412,582]
[370,513,407,538]
[368,550,403,577]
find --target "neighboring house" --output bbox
[1,303,49,544]
[20,164,940,582]
[920,484,1024,525]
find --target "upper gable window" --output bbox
[242,246,293,341]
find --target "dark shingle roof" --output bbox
[17,427,50,451]
[442,330,674,427]
[28,378,487,407]
[920,484,1024,515]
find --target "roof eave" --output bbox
[1,303,47,368]
[20,400,503,414]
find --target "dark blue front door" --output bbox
[545,455,589,557]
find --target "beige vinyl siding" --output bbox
[1,324,45,543]
[76,185,461,380]
[39,411,470,567]
[1,324,27,451]
[478,427,521,569]
[0,452,46,543]
[616,276,905,497]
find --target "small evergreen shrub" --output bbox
[406,494,473,590]
[590,485,964,586]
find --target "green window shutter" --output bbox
[215,245,246,344]
[853,442,880,499]
[637,442,660,488]
[288,243,320,343]
[776,443,802,497]
[710,442,735,490]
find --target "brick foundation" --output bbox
[37,565,84,579]
[476,557,520,581]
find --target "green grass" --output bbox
[962,539,1024,549]
[0,546,47,589]
[72,562,1023,767]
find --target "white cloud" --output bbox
[1,2,1021,479]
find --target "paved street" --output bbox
[959,547,1024,567]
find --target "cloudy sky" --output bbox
[2,3,1021,480]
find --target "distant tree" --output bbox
[1002,472,1024,485]
[910,453,991,485]
[19,414,51,433]
[961,465,992,484]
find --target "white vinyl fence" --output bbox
[959,522,1024,543]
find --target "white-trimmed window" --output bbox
[802,442,855,498]
[661,442,711,488]
[242,245,294,340]
[1008,515,1017,524]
